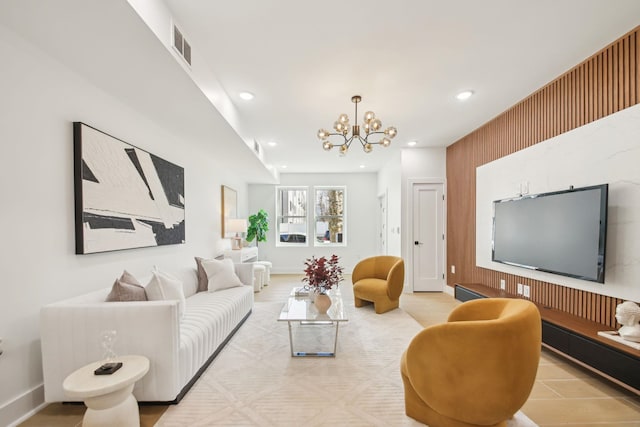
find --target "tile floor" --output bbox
[20,274,640,426]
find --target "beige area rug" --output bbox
[156,299,538,427]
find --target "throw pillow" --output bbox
[201,258,244,292]
[145,269,186,318]
[105,270,147,302]
[120,270,141,286]
[194,257,209,293]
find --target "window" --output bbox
[276,186,347,247]
[314,187,346,246]
[276,187,308,246]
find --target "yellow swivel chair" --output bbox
[401,298,541,427]
[352,256,404,314]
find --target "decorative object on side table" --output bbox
[302,254,344,314]
[246,209,269,250]
[100,329,118,361]
[597,300,640,350]
[226,218,247,250]
[616,301,640,342]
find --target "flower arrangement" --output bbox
[302,254,344,294]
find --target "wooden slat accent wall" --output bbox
[446,27,640,328]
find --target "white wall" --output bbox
[377,151,402,256]
[400,148,447,291]
[476,103,640,302]
[249,173,378,274]
[0,24,250,425]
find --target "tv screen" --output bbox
[492,184,608,283]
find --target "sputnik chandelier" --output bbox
[317,95,397,154]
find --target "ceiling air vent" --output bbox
[172,24,191,66]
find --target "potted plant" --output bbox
[246,209,269,248]
[302,254,344,314]
[302,254,344,293]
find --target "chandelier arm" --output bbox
[325,132,349,143]
[347,135,356,146]
[363,131,387,144]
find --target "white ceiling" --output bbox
[163,0,640,174]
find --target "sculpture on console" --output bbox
[615,301,640,343]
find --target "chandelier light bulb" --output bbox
[364,143,373,153]
[364,111,375,123]
[371,118,382,131]
[322,141,333,151]
[381,137,391,147]
[385,127,398,138]
[333,121,342,132]
[338,113,349,124]
[317,129,329,139]
[339,144,348,154]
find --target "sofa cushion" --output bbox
[145,269,186,318]
[105,270,147,302]
[178,285,253,388]
[201,258,244,292]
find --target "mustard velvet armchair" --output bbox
[401,298,541,427]
[352,256,404,314]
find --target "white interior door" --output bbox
[412,183,444,292]
[377,192,387,254]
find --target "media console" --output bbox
[454,283,640,395]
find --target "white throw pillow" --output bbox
[145,269,186,318]
[202,258,244,292]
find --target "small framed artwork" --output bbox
[74,122,185,254]
[221,185,237,237]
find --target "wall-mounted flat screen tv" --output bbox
[492,184,608,283]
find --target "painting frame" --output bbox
[221,185,237,237]
[74,122,185,254]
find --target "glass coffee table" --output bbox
[278,287,348,357]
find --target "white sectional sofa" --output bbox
[40,262,254,403]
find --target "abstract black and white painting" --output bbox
[74,122,185,254]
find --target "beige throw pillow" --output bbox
[105,270,147,302]
[145,269,186,318]
[201,258,244,292]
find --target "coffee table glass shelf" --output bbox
[278,287,348,357]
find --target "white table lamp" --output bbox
[227,219,247,250]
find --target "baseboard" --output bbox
[1,384,45,427]
[443,284,454,296]
[271,270,306,275]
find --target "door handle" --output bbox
[414,241,423,246]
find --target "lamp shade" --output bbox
[227,218,247,234]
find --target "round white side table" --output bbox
[63,355,149,427]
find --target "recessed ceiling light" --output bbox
[359,164,365,169]
[267,141,277,147]
[456,90,474,101]
[407,141,417,146]
[281,165,287,169]
[239,91,255,100]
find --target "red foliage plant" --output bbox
[302,254,344,293]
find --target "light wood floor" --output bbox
[20,274,640,426]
